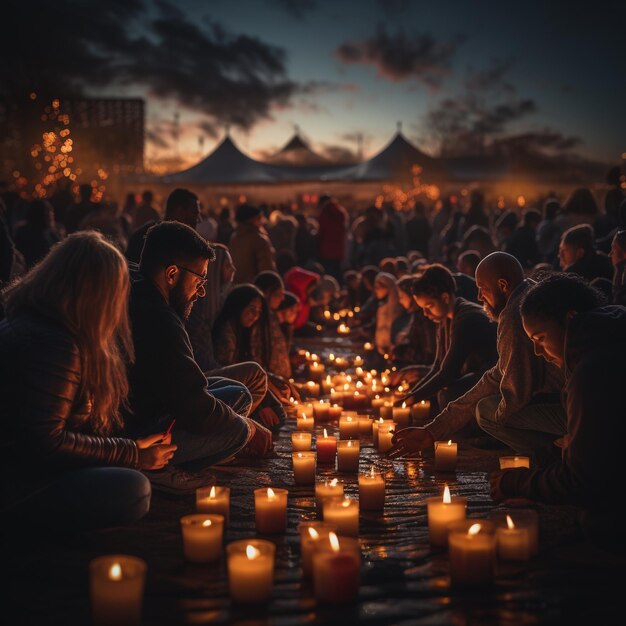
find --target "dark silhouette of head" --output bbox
[475,252,524,321]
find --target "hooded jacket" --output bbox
[284,266,319,329]
[500,306,626,511]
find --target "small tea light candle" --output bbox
[496,514,532,561]
[377,423,395,453]
[354,355,363,367]
[379,401,394,420]
[339,415,360,439]
[499,456,530,469]
[358,416,373,435]
[292,451,317,485]
[316,428,337,464]
[426,485,467,547]
[329,388,343,405]
[255,487,288,534]
[227,539,276,604]
[297,412,314,432]
[310,361,325,381]
[323,374,334,394]
[411,399,430,422]
[372,418,394,448]
[337,439,360,472]
[196,485,230,525]
[337,323,350,334]
[292,431,313,451]
[364,342,373,351]
[392,402,411,428]
[180,514,224,563]
[300,402,315,418]
[315,478,344,515]
[490,509,538,556]
[305,380,321,397]
[90,555,147,626]
[328,404,343,420]
[359,466,385,510]
[313,401,330,421]
[323,497,359,536]
[298,521,337,578]
[313,532,361,604]
[434,440,458,472]
[448,521,496,586]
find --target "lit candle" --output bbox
[392,401,411,428]
[364,342,373,351]
[448,521,496,586]
[337,439,360,472]
[498,456,530,469]
[328,404,343,420]
[490,509,538,556]
[359,466,385,511]
[292,451,317,485]
[426,485,467,547]
[358,415,373,435]
[196,485,230,525]
[300,402,315,418]
[329,388,343,405]
[411,399,430,422]
[339,415,360,439]
[377,423,395,453]
[292,431,313,451]
[254,487,288,534]
[305,380,320,397]
[372,418,394,448]
[310,361,325,381]
[337,323,350,334]
[297,412,314,432]
[312,401,330,421]
[180,514,224,563]
[315,478,344,515]
[316,428,337,464]
[434,440,458,472]
[354,355,363,367]
[89,555,147,626]
[496,514,531,561]
[313,532,361,604]
[379,401,394,420]
[323,374,333,394]
[323,497,359,537]
[298,521,337,578]
[227,540,275,604]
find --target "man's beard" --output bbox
[170,282,196,320]
[483,293,507,321]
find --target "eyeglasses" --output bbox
[176,264,207,289]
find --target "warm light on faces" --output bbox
[267,286,285,310]
[240,297,263,327]
[374,281,389,300]
[475,272,507,321]
[522,314,567,368]
[413,293,449,323]
[558,242,581,270]
[398,290,413,311]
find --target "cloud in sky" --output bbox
[267,0,317,20]
[335,26,463,87]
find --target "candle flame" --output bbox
[307,527,320,540]
[341,499,351,508]
[267,488,276,500]
[468,523,481,536]
[331,387,335,393]
[443,485,451,504]
[311,354,318,361]
[330,478,338,487]
[402,401,407,409]
[246,544,260,560]
[297,453,303,458]
[447,440,452,446]
[109,563,122,581]
[329,532,340,552]
[329,352,335,359]
[202,519,212,527]
[301,413,307,419]
[421,400,425,405]
[289,396,295,403]
[347,416,353,422]
[326,375,331,384]
[370,465,375,478]
[343,384,349,391]
[323,428,328,438]
[378,417,384,423]
[506,515,515,530]
[398,385,403,393]
[347,440,353,447]
[209,486,217,499]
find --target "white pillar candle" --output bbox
[313,532,361,605]
[312,401,329,421]
[297,412,315,432]
[359,466,385,511]
[323,497,359,537]
[292,451,317,485]
[434,440,458,472]
[371,395,385,416]
[392,402,411,428]
[254,487,288,534]
[411,399,430,422]
[426,485,467,547]
[496,514,532,561]
[498,456,530,469]
[90,555,147,626]
[227,539,275,604]
[339,415,360,439]
[196,485,230,525]
[316,428,337,464]
[180,514,224,563]
[298,521,337,579]
[315,478,344,515]
[377,423,396,453]
[358,416,373,435]
[292,431,313,451]
[448,521,496,586]
[337,439,360,472]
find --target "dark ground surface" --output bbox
[6,336,625,625]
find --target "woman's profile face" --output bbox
[374,280,389,300]
[240,296,263,328]
[268,285,285,310]
[398,289,413,311]
[283,303,299,325]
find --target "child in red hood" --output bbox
[284,266,319,329]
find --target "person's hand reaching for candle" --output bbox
[135,432,177,470]
[385,427,434,459]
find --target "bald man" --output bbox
[388,252,566,466]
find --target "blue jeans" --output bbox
[9,467,151,532]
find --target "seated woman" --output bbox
[0,232,173,531]
[253,270,291,379]
[276,291,300,354]
[373,272,403,358]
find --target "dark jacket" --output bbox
[409,298,498,402]
[500,306,626,514]
[0,314,139,505]
[126,273,250,438]
[566,251,613,282]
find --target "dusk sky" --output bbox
[5,0,626,169]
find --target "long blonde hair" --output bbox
[2,231,134,435]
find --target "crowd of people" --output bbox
[1,178,625,544]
